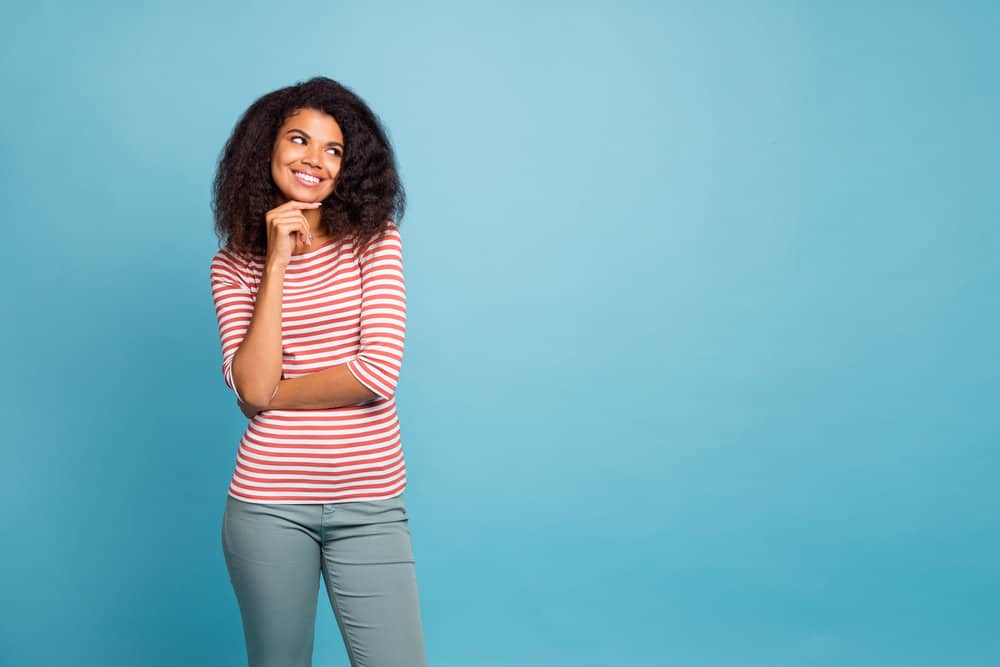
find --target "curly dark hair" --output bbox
[212,76,405,258]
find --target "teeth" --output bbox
[294,170,320,184]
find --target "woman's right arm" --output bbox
[212,200,321,411]
[228,260,286,408]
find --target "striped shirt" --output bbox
[209,224,408,504]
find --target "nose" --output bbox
[302,145,323,167]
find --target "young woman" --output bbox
[209,76,427,667]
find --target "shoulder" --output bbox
[359,221,403,265]
[369,221,402,246]
[210,245,253,283]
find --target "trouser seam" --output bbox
[322,504,360,667]
[325,563,360,667]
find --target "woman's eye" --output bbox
[291,136,339,156]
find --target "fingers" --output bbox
[237,398,259,419]
[264,201,322,253]
[265,200,320,222]
[270,216,312,244]
[268,210,311,239]
[275,200,323,212]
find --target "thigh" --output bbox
[320,495,427,667]
[222,495,323,667]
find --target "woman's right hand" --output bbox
[264,200,322,268]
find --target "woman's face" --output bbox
[270,107,344,204]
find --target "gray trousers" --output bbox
[221,493,428,667]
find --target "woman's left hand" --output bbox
[237,398,260,420]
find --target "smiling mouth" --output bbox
[292,169,323,186]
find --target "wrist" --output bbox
[265,260,287,275]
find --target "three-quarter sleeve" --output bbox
[210,250,255,402]
[346,224,407,400]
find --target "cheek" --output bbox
[270,152,286,177]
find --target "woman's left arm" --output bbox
[241,225,406,415]
[239,364,377,415]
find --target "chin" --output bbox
[279,185,329,203]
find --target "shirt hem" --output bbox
[226,487,405,505]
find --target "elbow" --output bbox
[236,383,275,410]
[227,355,279,408]
[234,373,279,409]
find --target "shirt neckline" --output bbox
[289,237,340,260]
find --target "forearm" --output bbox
[230,262,286,406]
[266,363,379,410]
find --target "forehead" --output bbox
[280,108,343,137]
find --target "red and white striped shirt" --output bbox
[209,224,408,504]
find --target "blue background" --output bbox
[3,1,998,665]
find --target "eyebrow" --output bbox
[285,128,344,149]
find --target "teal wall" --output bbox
[2,1,997,665]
